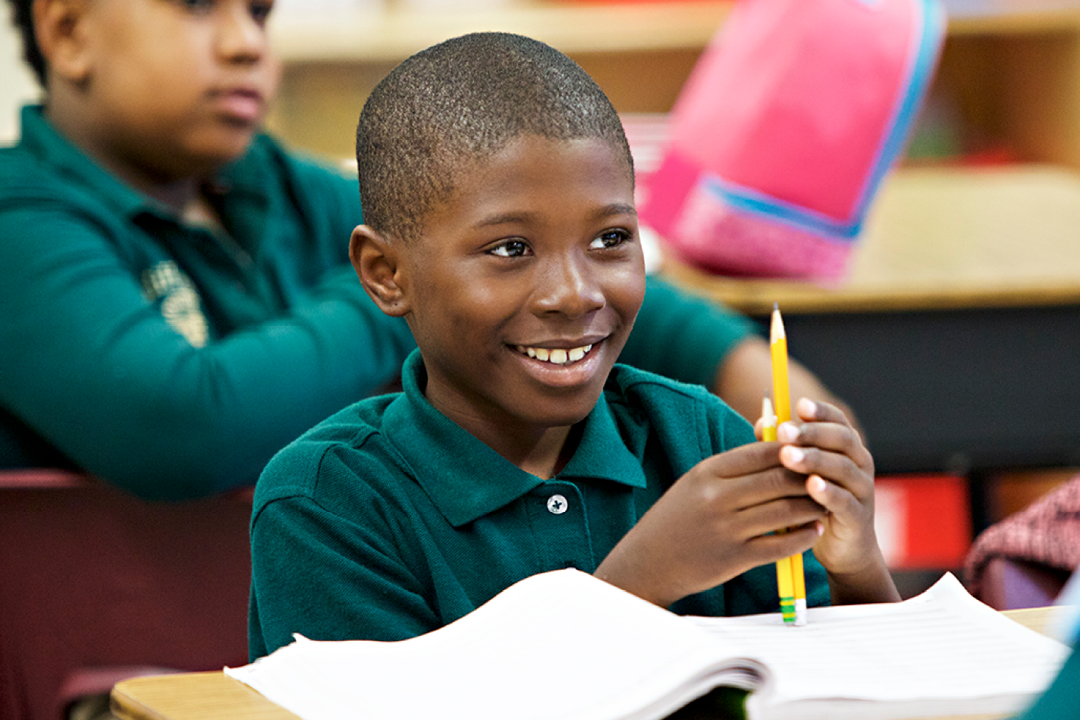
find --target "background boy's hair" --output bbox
[356,32,633,243]
[6,0,45,87]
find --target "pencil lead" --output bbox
[770,303,786,343]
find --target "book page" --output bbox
[688,573,1069,719]
[229,571,1068,720]
[229,569,759,720]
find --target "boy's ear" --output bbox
[350,225,410,317]
[34,0,92,85]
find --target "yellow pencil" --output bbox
[770,304,807,626]
[762,396,796,625]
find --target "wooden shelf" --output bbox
[268,1,1080,63]
[945,0,1080,34]
[269,1,733,63]
[660,164,1080,315]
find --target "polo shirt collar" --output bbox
[384,351,647,527]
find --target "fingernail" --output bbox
[809,476,826,493]
[778,422,799,443]
[798,398,817,417]
[782,446,805,464]
[816,521,825,536]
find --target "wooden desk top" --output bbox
[111,605,1069,720]
[659,165,1080,315]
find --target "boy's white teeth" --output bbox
[518,344,593,365]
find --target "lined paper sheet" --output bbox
[230,570,753,720]
[690,574,1069,719]
[228,571,1068,720]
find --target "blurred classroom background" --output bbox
[1,10,38,145]
[3,0,1079,595]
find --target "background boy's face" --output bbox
[52,0,280,180]
[401,135,644,448]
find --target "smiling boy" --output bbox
[248,32,898,658]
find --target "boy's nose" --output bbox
[533,253,605,319]
[216,5,269,63]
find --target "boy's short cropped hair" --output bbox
[355,31,634,243]
[6,0,46,86]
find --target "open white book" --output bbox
[226,570,1068,720]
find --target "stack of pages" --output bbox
[226,570,1069,720]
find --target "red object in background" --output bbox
[0,470,253,720]
[874,474,972,570]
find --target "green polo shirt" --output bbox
[249,351,827,659]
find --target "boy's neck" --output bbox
[429,387,582,480]
[511,423,583,480]
[45,99,205,213]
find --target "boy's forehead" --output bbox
[409,135,635,238]
[451,134,633,189]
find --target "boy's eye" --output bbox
[489,239,531,258]
[249,0,273,24]
[175,0,214,13]
[590,229,631,250]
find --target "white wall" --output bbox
[1,10,43,145]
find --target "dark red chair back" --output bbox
[0,470,252,720]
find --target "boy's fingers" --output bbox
[777,419,873,475]
[736,496,826,539]
[749,522,821,561]
[778,444,872,501]
[752,415,765,441]
[795,397,851,428]
[806,474,863,519]
[717,464,818,512]
[700,440,785,478]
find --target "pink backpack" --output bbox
[638,0,946,281]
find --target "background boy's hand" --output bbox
[595,442,826,608]
[777,398,900,604]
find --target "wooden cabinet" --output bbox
[933,3,1080,171]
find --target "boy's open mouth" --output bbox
[513,343,594,365]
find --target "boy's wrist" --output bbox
[826,550,901,605]
[594,554,683,610]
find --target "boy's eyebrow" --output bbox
[594,203,638,220]
[473,203,637,229]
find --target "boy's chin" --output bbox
[188,129,258,170]
[518,389,605,430]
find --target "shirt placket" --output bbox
[525,481,595,573]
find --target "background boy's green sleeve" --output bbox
[0,156,416,500]
[619,276,755,389]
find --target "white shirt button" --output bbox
[546,494,568,515]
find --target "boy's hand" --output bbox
[777,398,900,604]
[595,441,827,609]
